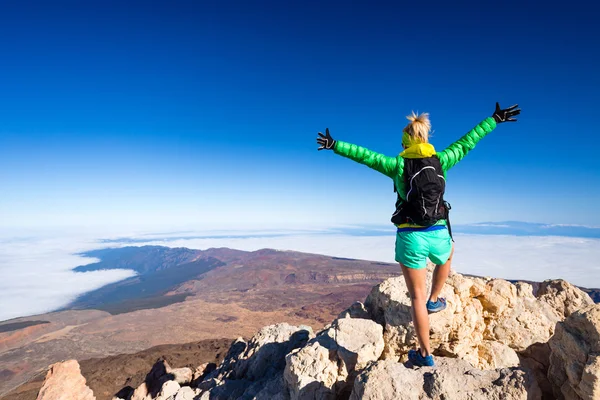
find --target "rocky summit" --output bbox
[33,266,600,400]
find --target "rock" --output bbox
[475,340,520,369]
[144,360,172,397]
[174,386,198,400]
[36,360,95,400]
[170,367,193,385]
[113,386,135,400]
[537,279,594,318]
[192,362,216,384]
[284,342,339,400]
[197,324,312,399]
[518,343,553,398]
[365,269,562,369]
[231,323,313,381]
[284,317,384,399]
[548,304,600,399]
[157,380,180,400]
[338,301,371,319]
[130,382,149,400]
[349,358,542,400]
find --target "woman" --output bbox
[316,102,520,367]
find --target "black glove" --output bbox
[316,128,336,151]
[492,102,521,123]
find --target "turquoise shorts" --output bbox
[395,227,453,269]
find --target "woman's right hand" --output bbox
[492,102,521,123]
[317,128,336,151]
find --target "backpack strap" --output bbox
[444,201,454,242]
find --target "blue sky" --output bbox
[1,0,599,229]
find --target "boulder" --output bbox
[130,382,149,400]
[337,301,371,320]
[284,317,384,399]
[548,304,600,399]
[170,367,193,385]
[537,279,594,318]
[36,360,95,400]
[365,269,562,369]
[192,362,216,385]
[174,386,199,400]
[197,323,312,400]
[349,358,542,400]
[156,380,180,400]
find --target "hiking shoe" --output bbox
[408,349,434,367]
[426,297,447,314]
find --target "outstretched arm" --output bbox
[437,102,520,171]
[317,128,399,178]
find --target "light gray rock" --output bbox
[349,358,541,400]
[537,279,594,319]
[170,367,193,386]
[548,304,600,399]
[197,324,312,400]
[338,301,371,320]
[365,270,562,368]
[174,386,198,400]
[284,317,384,399]
[156,380,180,400]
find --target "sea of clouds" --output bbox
[1,226,600,322]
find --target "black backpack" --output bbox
[391,156,450,228]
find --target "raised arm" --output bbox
[437,102,520,171]
[317,128,399,178]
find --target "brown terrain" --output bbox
[0,247,401,398]
[3,338,233,400]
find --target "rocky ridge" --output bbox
[34,267,600,400]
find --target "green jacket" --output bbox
[333,117,497,224]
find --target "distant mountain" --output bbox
[454,221,600,238]
[74,246,202,274]
[68,257,225,313]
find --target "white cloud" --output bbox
[138,233,600,289]
[0,232,136,322]
[1,228,599,322]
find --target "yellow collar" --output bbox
[399,143,437,158]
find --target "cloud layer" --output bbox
[0,233,136,322]
[1,227,599,322]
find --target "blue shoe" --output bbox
[408,349,434,367]
[426,297,447,314]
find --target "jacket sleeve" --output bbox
[437,117,497,171]
[333,141,399,178]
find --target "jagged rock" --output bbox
[192,362,216,384]
[518,342,553,397]
[131,382,149,400]
[174,386,198,400]
[349,358,542,400]
[231,323,313,381]
[144,360,172,397]
[157,380,180,400]
[338,301,371,319]
[548,304,600,399]
[36,360,95,400]
[170,367,193,385]
[197,324,312,400]
[113,386,135,400]
[284,317,384,399]
[365,269,562,369]
[538,279,594,318]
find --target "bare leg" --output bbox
[401,264,430,356]
[429,245,454,302]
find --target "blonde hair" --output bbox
[403,111,431,143]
